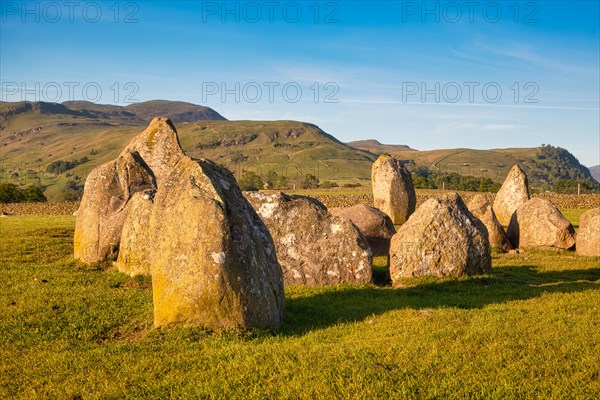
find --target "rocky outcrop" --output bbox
[245,192,372,286]
[506,198,576,249]
[493,164,530,226]
[371,155,416,225]
[390,193,491,282]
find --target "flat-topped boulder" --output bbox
[371,155,416,225]
[493,164,530,226]
[150,157,284,330]
[467,194,512,251]
[576,207,600,256]
[245,191,372,286]
[390,192,491,282]
[330,203,396,255]
[506,198,576,249]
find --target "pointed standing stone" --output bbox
[493,164,530,226]
[371,155,416,225]
[468,194,512,251]
[74,151,155,263]
[150,157,284,330]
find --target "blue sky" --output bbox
[1,1,599,166]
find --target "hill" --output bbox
[348,140,596,190]
[0,101,376,201]
[589,165,600,183]
[1,101,597,201]
[347,139,416,154]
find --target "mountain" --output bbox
[590,165,600,183]
[0,101,375,201]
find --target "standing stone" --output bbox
[121,117,185,186]
[150,157,284,330]
[576,207,599,256]
[506,198,576,249]
[74,117,184,263]
[115,190,155,276]
[74,152,155,263]
[330,203,396,255]
[390,193,491,282]
[468,194,513,251]
[371,155,416,225]
[493,164,530,226]
[245,192,372,286]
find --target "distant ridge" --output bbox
[589,165,600,183]
[347,139,416,154]
[0,99,227,126]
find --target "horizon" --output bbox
[1,1,599,166]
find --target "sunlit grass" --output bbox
[1,215,598,399]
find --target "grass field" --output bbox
[1,215,599,399]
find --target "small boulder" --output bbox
[330,204,396,254]
[493,164,530,226]
[576,207,599,256]
[506,198,575,249]
[74,151,155,263]
[467,194,512,251]
[371,155,416,225]
[390,192,491,281]
[115,190,155,276]
[150,157,284,330]
[245,192,372,286]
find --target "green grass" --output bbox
[1,215,599,399]
[560,208,589,229]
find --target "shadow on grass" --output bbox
[281,266,600,336]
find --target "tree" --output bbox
[0,184,26,203]
[23,185,47,202]
[301,174,320,189]
[238,171,263,191]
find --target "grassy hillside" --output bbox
[349,141,597,189]
[0,101,376,201]
[1,101,596,201]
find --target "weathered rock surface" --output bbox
[121,117,185,186]
[330,203,396,254]
[493,164,530,226]
[74,151,155,263]
[74,117,183,263]
[506,198,576,249]
[115,190,155,276]
[371,155,416,225]
[468,194,512,251]
[576,207,599,256]
[245,191,372,286]
[150,157,284,330]
[390,192,491,281]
